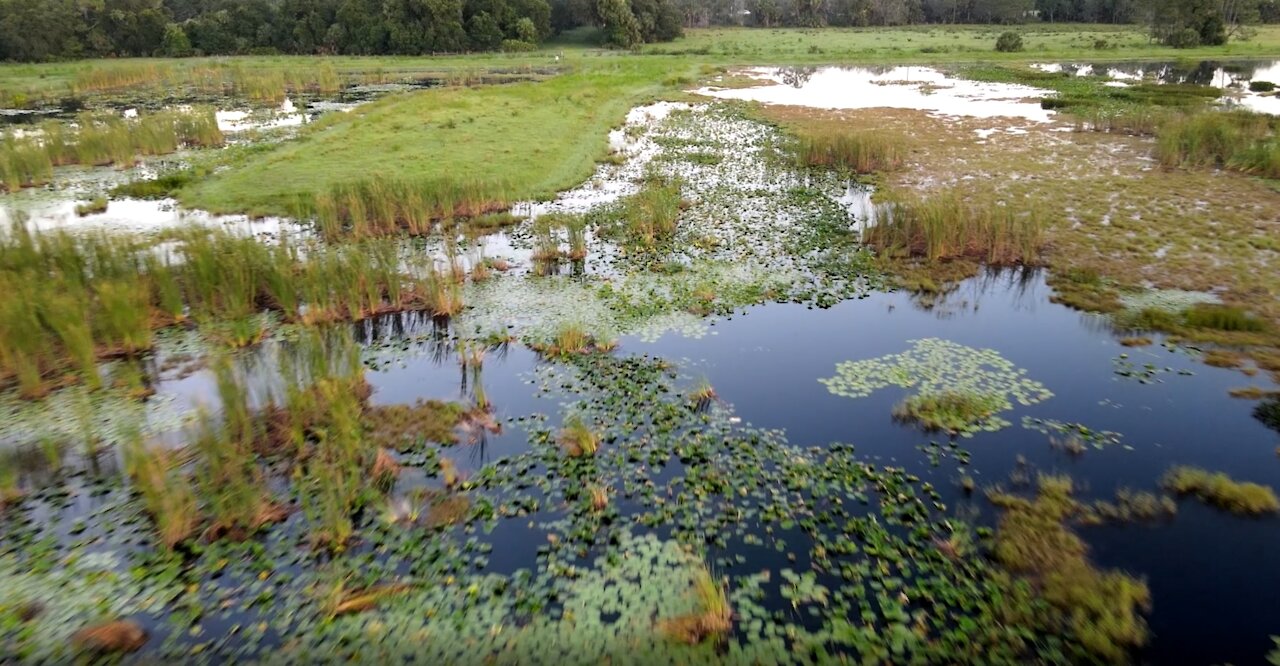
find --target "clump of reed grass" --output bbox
[123,427,199,549]
[661,560,732,645]
[893,390,1003,434]
[2,108,222,193]
[589,485,610,511]
[1156,110,1278,176]
[314,175,509,239]
[601,175,683,248]
[558,415,600,457]
[1161,466,1279,515]
[690,378,717,411]
[192,358,283,539]
[794,130,906,173]
[532,322,598,357]
[866,187,1045,265]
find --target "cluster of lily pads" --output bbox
[820,338,1054,436]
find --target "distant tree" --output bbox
[596,0,643,46]
[161,22,193,55]
[467,11,505,49]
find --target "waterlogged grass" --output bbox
[821,338,1053,436]
[1,109,222,192]
[1162,466,1280,515]
[183,61,692,217]
[0,222,474,397]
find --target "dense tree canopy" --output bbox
[1,0,1277,59]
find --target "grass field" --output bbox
[180,58,692,216]
[643,24,1280,62]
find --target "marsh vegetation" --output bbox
[2,27,1280,666]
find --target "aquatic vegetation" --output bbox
[988,475,1151,662]
[1081,489,1178,525]
[1023,417,1124,451]
[365,400,467,450]
[793,129,906,173]
[821,339,1052,435]
[73,197,108,217]
[866,187,1045,265]
[1162,466,1280,515]
[558,414,600,457]
[893,390,1005,435]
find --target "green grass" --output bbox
[182,60,690,217]
[642,24,1280,62]
[1162,466,1280,515]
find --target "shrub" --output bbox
[1251,81,1277,93]
[995,32,1024,53]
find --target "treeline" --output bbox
[2,0,1276,61]
[660,0,1280,31]
[0,0,682,60]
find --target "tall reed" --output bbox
[866,187,1046,265]
[794,130,906,173]
[315,176,510,239]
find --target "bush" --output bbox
[1167,28,1201,49]
[1251,81,1277,93]
[995,32,1024,53]
[500,39,537,53]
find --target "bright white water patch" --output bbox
[512,101,697,219]
[0,197,288,236]
[695,67,1056,122]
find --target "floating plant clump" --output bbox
[820,338,1052,435]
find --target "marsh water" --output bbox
[3,59,1280,664]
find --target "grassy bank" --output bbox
[180,59,689,217]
